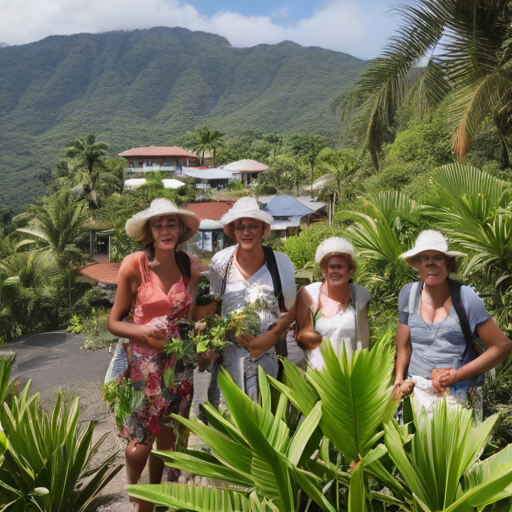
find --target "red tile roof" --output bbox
[118,146,197,158]
[186,202,233,221]
[80,263,122,284]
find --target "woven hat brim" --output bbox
[400,247,467,263]
[126,208,200,245]
[221,209,274,240]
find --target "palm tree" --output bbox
[348,191,423,307]
[209,129,225,167]
[264,155,308,194]
[16,191,87,317]
[65,134,120,208]
[314,149,362,222]
[289,134,326,191]
[340,0,512,170]
[0,252,59,339]
[186,127,225,166]
[425,162,512,286]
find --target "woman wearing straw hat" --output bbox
[394,230,512,415]
[208,197,296,402]
[107,198,201,511]
[294,237,371,369]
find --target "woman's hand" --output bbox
[392,378,415,400]
[237,331,278,359]
[137,324,167,351]
[432,367,458,389]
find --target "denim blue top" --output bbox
[398,282,490,380]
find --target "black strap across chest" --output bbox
[220,246,286,312]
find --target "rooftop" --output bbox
[186,201,233,221]
[119,146,197,158]
[263,195,314,217]
[80,262,122,284]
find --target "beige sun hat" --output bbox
[399,230,466,265]
[315,237,357,267]
[125,198,200,244]
[220,197,274,240]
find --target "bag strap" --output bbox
[262,245,286,312]
[220,252,235,297]
[447,277,474,359]
[175,250,191,281]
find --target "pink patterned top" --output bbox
[131,251,192,327]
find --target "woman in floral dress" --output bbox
[107,198,201,512]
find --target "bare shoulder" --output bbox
[118,252,144,280]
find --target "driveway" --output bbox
[7,330,111,393]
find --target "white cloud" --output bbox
[270,6,289,20]
[0,0,399,59]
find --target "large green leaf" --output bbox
[153,449,254,487]
[127,484,275,512]
[306,339,396,463]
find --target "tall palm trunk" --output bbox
[68,265,72,318]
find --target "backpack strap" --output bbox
[262,245,286,312]
[447,277,474,359]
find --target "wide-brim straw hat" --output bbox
[220,197,274,240]
[315,237,356,267]
[125,198,200,245]
[400,230,466,265]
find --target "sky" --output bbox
[0,0,415,60]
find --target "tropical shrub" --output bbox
[127,340,512,511]
[282,224,347,270]
[227,180,244,191]
[67,307,117,351]
[346,191,424,309]
[0,354,123,511]
[425,163,512,288]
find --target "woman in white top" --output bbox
[295,237,370,369]
[209,197,296,401]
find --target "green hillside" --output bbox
[0,27,366,211]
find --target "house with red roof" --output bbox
[119,146,199,178]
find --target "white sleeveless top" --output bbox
[304,281,370,370]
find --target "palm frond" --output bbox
[306,340,396,463]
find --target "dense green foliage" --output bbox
[0,353,123,511]
[0,27,365,212]
[128,342,512,511]
[339,0,512,170]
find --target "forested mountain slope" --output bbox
[0,27,365,211]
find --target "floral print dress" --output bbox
[120,252,194,442]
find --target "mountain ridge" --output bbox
[0,26,366,211]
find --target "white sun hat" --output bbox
[399,230,466,264]
[125,198,200,244]
[220,197,274,240]
[315,237,357,267]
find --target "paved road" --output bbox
[5,331,111,393]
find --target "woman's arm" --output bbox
[394,324,412,386]
[436,318,512,387]
[107,256,167,351]
[295,287,322,351]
